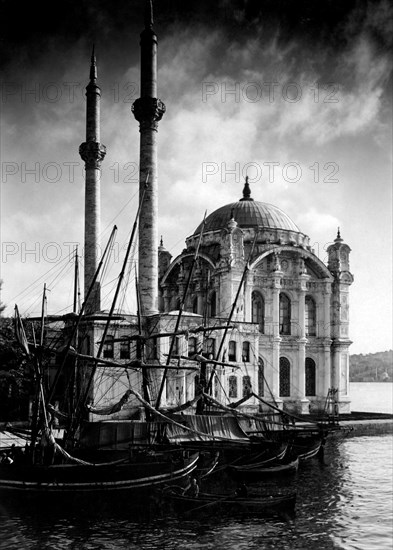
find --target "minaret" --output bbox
[132,0,166,315]
[79,48,106,312]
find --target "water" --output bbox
[0,384,392,549]
[350,382,393,414]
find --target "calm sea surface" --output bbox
[0,383,392,550]
[349,382,393,414]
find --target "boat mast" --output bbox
[69,183,148,436]
[155,213,206,409]
[30,285,50,463]
[47,226,117,405]
[73,246,79,314]
[205,233,258,394]
[135,266,152,420]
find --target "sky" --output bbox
[0,0,392,354]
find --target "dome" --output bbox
[193,180,300,235]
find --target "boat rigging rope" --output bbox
[44,428,128,467]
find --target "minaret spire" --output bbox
[89,44,97,82]
[79,48,106,312]
[144,0,153,28]
[132,0,166,315]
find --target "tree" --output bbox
[0,280,5,315]
[0,316,33,421]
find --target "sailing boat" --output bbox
[0,218,199,496]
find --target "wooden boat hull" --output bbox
[195,450,220,478]
[228,457,299,480]
[290,437,323,460]
[164,490,296,516]
[0,452,199,493]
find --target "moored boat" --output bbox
[0,448,198,494]
[162,488,297,516]
[228,456,299,480]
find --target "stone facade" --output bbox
[157,183,354,414]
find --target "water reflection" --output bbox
[0,435,391,550]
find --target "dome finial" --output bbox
[240,176,253,201]
[335,227,343,242]
[160,235,163,247]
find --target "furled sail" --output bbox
[86,390,132,415]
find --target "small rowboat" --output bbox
[163,489,296,516]
[228,457,299,480]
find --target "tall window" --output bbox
[103,335,114,359]
[279,357,290,397]
[228,340,237,362]
[173,336,181,357]
[242,341,250,362]
[194,375,200,397]
[120,339,130,359]
[305,357,316,396]
[229,375,238,398]
[252,291,265,333]
[279,294,291,335]
[150,337,158,360]
[188,337,197,358]
[78,335,90,355]
[208,291,216,318]
[242,375,252,397]
[192,296,198,314]
[258,358,265,397]
[214,374,219,399]
[204,338,215,359]
[305,296,316,336]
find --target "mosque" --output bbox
[72,1,354,418]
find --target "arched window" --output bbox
[252,291,265,333]
[208,291,216,318]
[192,296,198,314]
[305,296,316,336]
[305,357,316,396]
[242,375,252,397]
[279,294,291,335]
[188,337,197,358]
[229,375,238,398]
[78,334,90,355]
[228,340,237,362]
[279,357,291,397]
[242,341,250,362]
[258,358,265,397]
[204,338,215,359]
[103,335,114,359]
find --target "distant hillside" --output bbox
[349,350,393,382]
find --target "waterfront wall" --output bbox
[332,419,393,438]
